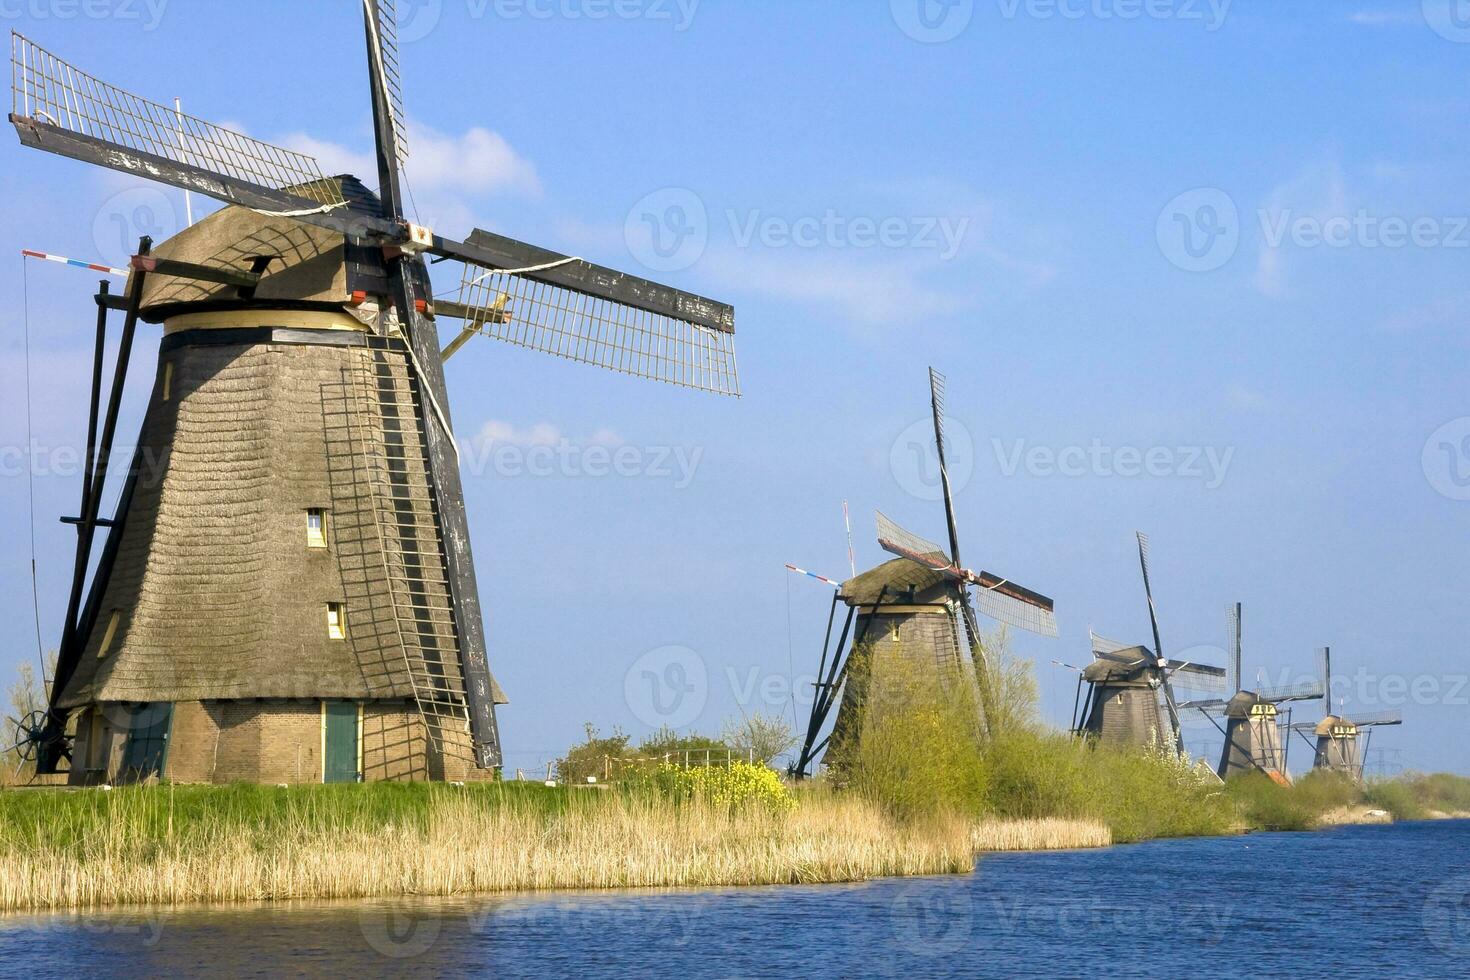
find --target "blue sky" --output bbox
[2,0,1468,776]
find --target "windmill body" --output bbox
[1285,651,1402,782]
[1075,535,1226,756]
[1184,606,1324,784]
[1309,716,1363,776]
[1077,647,1171,750]
[789,370,1056,778]
[822,559,967,770]
[9,13,738,783]
[59,189,510,785]
[1217,692,1287,781]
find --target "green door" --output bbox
[120,703,172,781]
[323,702,361,784]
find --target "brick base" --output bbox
[68,700,495,785]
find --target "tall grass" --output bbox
[0,783,974,912]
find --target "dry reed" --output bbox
[0,786,977,913]
[971,818,1112,852]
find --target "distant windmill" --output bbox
[1287,648,1403,782]
[1074,535,1226,755]
[790,369,1056,777]
[7,10,738,784]
[1181,604,1324,783]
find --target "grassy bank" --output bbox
[0,782,981,913]
[1227,770,1470,830]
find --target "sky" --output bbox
[2,0,1468,777]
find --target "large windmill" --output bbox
[8,9,737,784]
[1181,604,1324,783]
[1287,648,1403,782]
[1073,533,1226,755]
[791,368,1056,777]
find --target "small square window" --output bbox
[98,610,121,659]
[161,362,174,402]
[326,603,346,640]
[306,509,328,549]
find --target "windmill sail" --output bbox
[1090,631,1132,657]
[367,0,411,165]
[8,33,368,233]
[447,231,739,395]
[876,510,954,572]
[1167,661,1228,694]
[1256,679,1326,704]
[1349,710,1403,727]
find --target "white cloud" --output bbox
[702,249,974,327]
[1225,383,1276,413]
[472,421,624,450]
[1346,9,1421,25]
[1255,159,1350,297]
[407,124,541,198]
[278,122,541,199]
[474,420,564,449]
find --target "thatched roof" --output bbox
[1082,647,1153,684]
[840,558,953,607]
[135,175,389,321]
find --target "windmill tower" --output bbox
[1181,604,1324,783]
[1287,649,1403,781]
[8,13,738,785]
[1075,533,1227,754]
[791,369,1057,777]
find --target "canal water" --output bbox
[2,820,1466,977]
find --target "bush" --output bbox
[652,761,795,812]
[985,730,1233,843]
[554,723,632,785]
[1225,773,1318,831]
[1388,772,1470,815]
[638,726,734,766]
[845,643,989,821]
[1363,779,1426,821]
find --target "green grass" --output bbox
[0,782,570,851]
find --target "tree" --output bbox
[5,652,55,779]
[722,712,798,767]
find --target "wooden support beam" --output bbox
[130,254,262,289]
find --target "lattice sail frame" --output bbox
[370,0,411,165]
[454,261,741,396]
[11,32,343,210]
